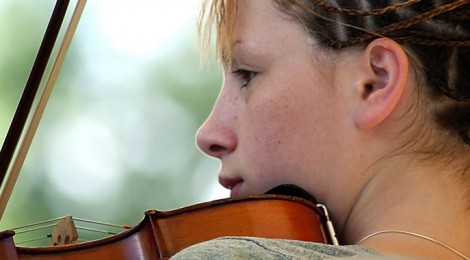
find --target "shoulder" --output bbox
[171,236,407,259]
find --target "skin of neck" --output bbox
[345,155,469,258]
[337,108,470,258]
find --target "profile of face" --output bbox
[193,0,470,255]
[196,0,358,200]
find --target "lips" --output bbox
[219,176,244,197]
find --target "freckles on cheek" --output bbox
[248,133,284,180]
[246,102,287,156]
[242,91,314,189]
[252,132,283,154]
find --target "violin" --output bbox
[0,1,338,258]
[0,185,338,259]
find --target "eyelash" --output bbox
[233,69,257,87]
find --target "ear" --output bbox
[354,38,410,130]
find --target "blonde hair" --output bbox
[198,0,237,65]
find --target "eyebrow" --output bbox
[221,39,242,68]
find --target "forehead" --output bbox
[221,0,308,65]
[233,1,283,37]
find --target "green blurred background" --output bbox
[0,0,226,245]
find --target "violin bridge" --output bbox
[49,216,79,246]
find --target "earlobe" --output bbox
[355,38,410,130]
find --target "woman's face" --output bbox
[197,0,353,200]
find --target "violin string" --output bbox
[11,216,128,246]
[14,225,122,245]
[13,224,57,235]
[9,216,130,232]
[75,226,121,235]
[15,234,88,245]
[9,216,70,231]
[73,217,131,229]
[15,234,52,245]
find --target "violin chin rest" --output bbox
[264,184,318,204]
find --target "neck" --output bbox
[342,157,470,259]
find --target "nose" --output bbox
[196,111,237,159]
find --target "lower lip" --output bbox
[230,182,243,197]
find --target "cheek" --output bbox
[245,95,291,150]
[241,89,318,175]
[238,76,339,188]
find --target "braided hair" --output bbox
[273,0,470,148]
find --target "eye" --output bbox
[233,69,257,87]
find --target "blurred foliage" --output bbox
[0,0,223,246]
[0,1,56,137]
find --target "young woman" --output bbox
[174,0,470,259]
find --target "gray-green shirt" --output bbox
[172,237,408,259]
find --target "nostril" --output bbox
[209,144,225,153]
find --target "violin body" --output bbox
[0,193,332,259]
